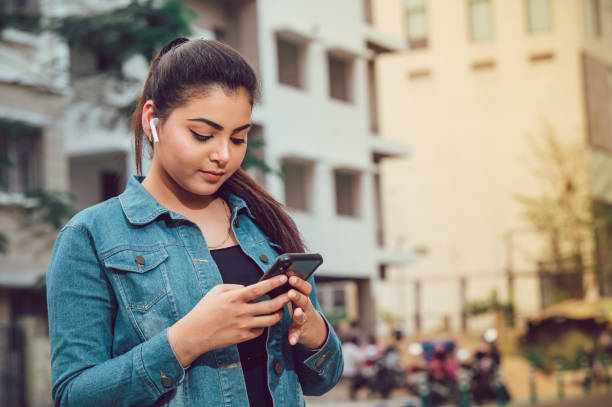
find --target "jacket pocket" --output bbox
[103,246,170,311]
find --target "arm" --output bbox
[47,225,186,407]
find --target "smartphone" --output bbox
[255,253,323,300]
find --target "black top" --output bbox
[210,245,273,407]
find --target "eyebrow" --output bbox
[187,117,251,133]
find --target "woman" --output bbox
[46,38,343,407]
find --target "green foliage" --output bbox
[0,119,76,254]
[23,190,77,230]
[0,119,40,139]
[0,233,7,255]
[322,309,348,327]
[466,289,515,324]
[0,11,41,35]
[118,97,139,120]
[242,138,273,174]
[50,0,195,77]
[522,330,596,372]
[515,123,593,271]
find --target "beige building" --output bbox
[375,0,612,334]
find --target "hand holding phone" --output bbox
[255,253,323,300]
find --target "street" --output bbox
[306,393,612,407]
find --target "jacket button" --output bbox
[135,254,145,266]
[260,254,269,263]
[160,371,174,388]
[233,218,240,228]
[273,360,283,375]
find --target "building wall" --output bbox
[376,0,587,332]
[69,152,127,212]
[255,0,386,280]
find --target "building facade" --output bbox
[377,0,612,335]
[0,0,410,404]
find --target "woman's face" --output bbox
[146,86,252,198]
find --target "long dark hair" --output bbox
[131,38,305,253]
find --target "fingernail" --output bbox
[279,275,287,283]
[290,276,298,284]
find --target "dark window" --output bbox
[334,169,360,217]
[283,160,313,212]
[277,36,305,89]
[101,171,120,201]
[333,289,346,308]
[0,122,42,194]
[328,53,353,102]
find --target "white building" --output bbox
[1,1,414,403]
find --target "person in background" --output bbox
[342,336,365,400]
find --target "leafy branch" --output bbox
[50,0,195,78]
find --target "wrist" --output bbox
[303,312,327,350]
[169,319,207,367]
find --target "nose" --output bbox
[210,138,230,166]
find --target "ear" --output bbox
[141,100,156,138]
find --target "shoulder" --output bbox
[61,196,124,237]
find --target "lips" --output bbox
[200,170,225,176]
[199,170,225,182]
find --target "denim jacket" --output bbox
[46,175,343,407]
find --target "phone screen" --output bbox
[284,259,322,280]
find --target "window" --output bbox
[379,264,387,280]
[405,0,428,49]
[363,0,374,24]
[244,124,267,188]
[526,0,551,32]
[608,70,612,122]
[0,120,42,195]
[2,0,40,14]
[469,0,493,41]
[333,289,346,308]
[283,160,313,212]
[334,169,361,217]
[276,36,306,89]
[327,53,353,102]
[101,171,121,201]
[584,0,602,37]
[213,27,227,43]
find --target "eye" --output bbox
[190,129,212,142]
[231,138,246,145]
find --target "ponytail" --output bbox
[219,169,306,253]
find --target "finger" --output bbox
[288,276,312,296]
[249,293,289,315]
[292,307,307,325]
[214,284,245,293]
[241,275,287,301]
[288,289,310,311]
[288,323,304,345]
[249,309,284,328]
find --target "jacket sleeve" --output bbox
[47,225,186,407]
[292,274,344,396]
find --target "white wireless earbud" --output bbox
[149,117,159,143]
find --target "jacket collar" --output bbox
[119,174,255,225]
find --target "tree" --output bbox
[516,122,598,301]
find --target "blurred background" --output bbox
[1,0,612,406]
